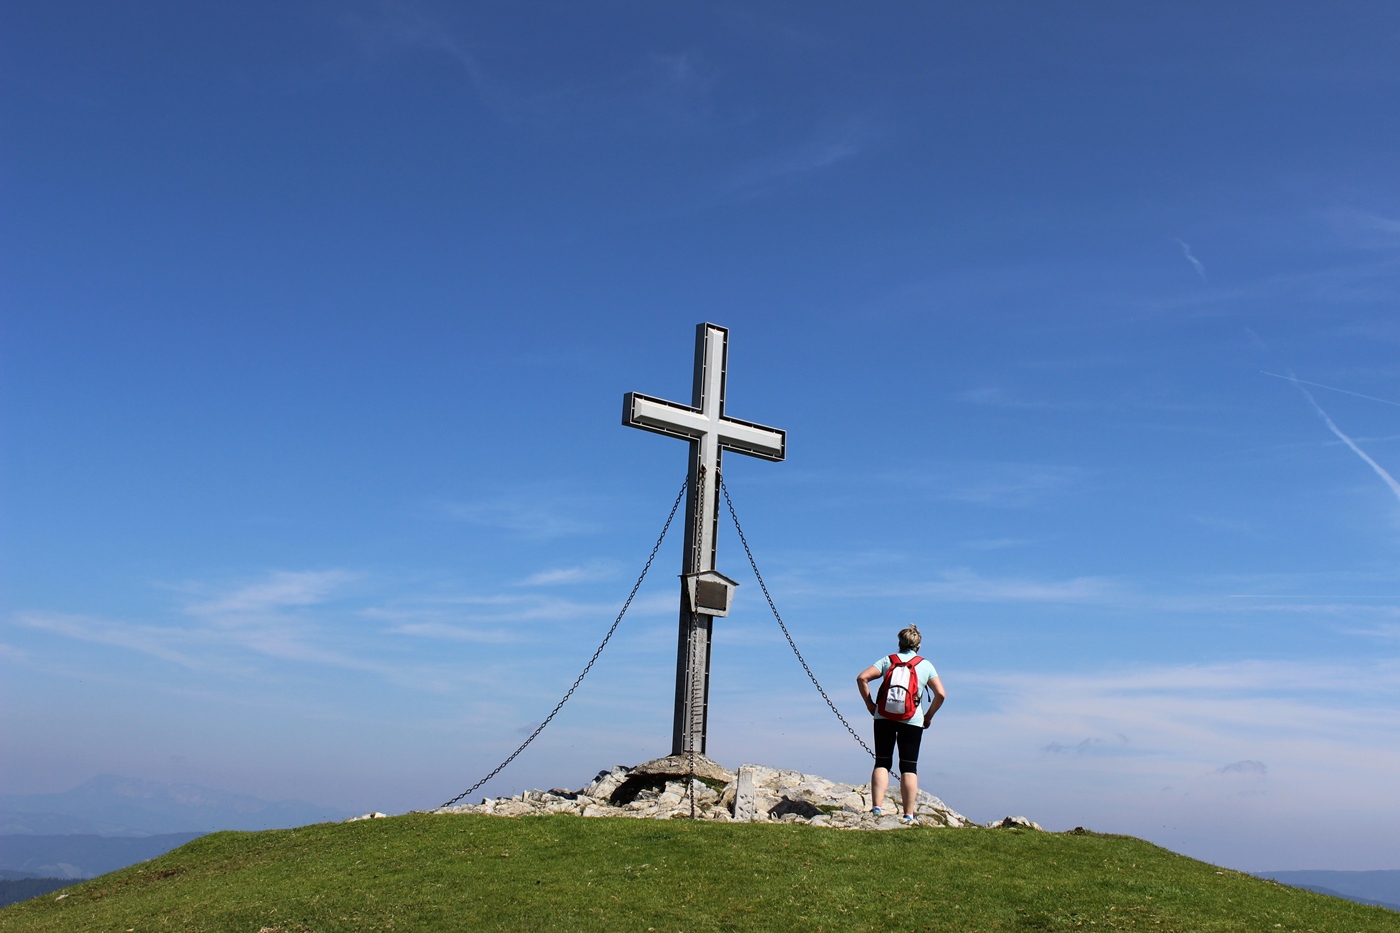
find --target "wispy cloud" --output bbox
[1044,734,1133,756]
[726,117,877,195]
[7,563,682,696]
[1345,622,1400,642]
[12,571,395,679]
[364,589,670,635]
[338,1,491,100]
[1261,370,1400,409]
[1326,206,1400,250]
[1190,514,1262,538]
[957,385,1080,410]
[517,562,620,586]
[788,568,1116,605]
[908,569,1113,603]
[12,612,209,669]
[9,607,475,701]
[961,537,1037,551]
[486,48,726,133]
[959,659,1400,726]
[955,385,1183,414]
[945,658,1400,801]
[339,4,727,134]
[880,463,1089,509]
[1279,373,1400,506]
[435,493,601,538]
[1175,238,1208,282]
[1141,257,1400,321]
[184,570,356,618]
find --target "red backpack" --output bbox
[876,654,923,721]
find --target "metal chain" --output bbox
[688,749,697,820]
[437,477,689,810]
[719,476,876,759]
[692,465,706,572]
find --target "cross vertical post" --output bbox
[623,323,785,757]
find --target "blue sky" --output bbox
[4,2,1400,872]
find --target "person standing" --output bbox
[855,624,946,824]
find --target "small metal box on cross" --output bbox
[623,322,785,757]
[683,569,740,618]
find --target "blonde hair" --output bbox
[897,624,922,652]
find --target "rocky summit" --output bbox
[427,756,1033,831]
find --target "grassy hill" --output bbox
[1,814,1396,932]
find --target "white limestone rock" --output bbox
[429,759,985,831]
[732,766,757,821]
[631,754,735,785]
[986,815,1043,831]
[582,766,631,801]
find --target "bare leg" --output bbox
[871,766,889,810]
[900,771,918,816]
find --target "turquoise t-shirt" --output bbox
[872,651,938,722]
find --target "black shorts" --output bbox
[873,717,924,774]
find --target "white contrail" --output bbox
[1175,238,1207,281]
[1262,371,1400,409]
[1283,374,1400,505]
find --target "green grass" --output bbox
[2,815,1396,932]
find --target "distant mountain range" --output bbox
[0,774,348,837]
[0,774,352,887]
[1258,870,1400,912]
[0,876,79,909]
[0,833,204,880]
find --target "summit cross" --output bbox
[623,323,785,757]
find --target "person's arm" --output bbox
[856,665,883,716]
[922,675,946,727]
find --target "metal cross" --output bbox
[623,322,785,756]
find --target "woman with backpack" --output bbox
[855,624,946,824]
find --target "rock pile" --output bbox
[429,755,1008,831]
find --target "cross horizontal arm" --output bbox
[715,415,785,461]
[624,393,708,440]
[623,393,785,461]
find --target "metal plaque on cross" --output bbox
[623,322,785,756]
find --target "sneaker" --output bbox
[900,814,920,826]
[870,807,883,816]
